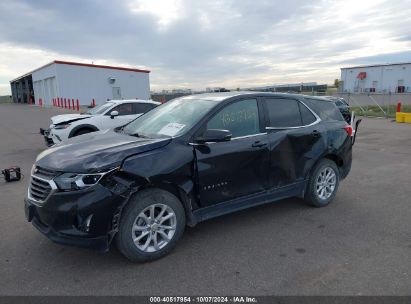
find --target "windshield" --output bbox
[85,102,114,115]
[123,98,219,138]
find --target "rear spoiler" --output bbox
[350,111,362,146]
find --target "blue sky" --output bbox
[0,0,410,94]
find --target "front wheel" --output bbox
[304,159,340,207]
[116,189,186,262]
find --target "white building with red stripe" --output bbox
[10,60,150,107]
[340,62,411,94]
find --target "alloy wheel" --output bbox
[315,167,337,200]
[131,203,177,253]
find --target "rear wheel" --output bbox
[116,189,186,262]
[304,159,340,207]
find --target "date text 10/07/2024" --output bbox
[149,297,258,303]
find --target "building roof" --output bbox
[341,62,411,70]
[10,60,150,83]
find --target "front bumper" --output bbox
[24,184,126,252]
[40,127,67,146]
[40,128,54,146]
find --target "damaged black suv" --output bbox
[25,92,357,262]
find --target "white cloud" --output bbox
[128,0,183,31]
[0,0,410,95]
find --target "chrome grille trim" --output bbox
[27,171,58,207]
[31,178,49,188]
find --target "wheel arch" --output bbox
[68,124,99,138]
[112,171,198,229]
[137,182,198,227]
[303,153,343,197]
[308,153,344,178]
[324,153,344,168]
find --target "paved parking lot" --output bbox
[0,103,410,296]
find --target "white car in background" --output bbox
[41,99,160,146]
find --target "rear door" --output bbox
[194,98,270,207]
[263,97,325,189]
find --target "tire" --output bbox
[304,159,340,207]
[74,128,94,137]
[116,188,186,262]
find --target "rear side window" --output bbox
[264,98,302,127]
[303,98,344,121]
[299,102,316,125]
[133,103,157,114]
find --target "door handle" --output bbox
[311,130,320,138]
[251,141,267,148]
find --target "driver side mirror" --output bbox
[110,110,119,119]
[195,129,232,144]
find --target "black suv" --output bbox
[25,92,355,262]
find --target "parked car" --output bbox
[25,92,359,262]
[40,99,160,146]
[322,96,351,124]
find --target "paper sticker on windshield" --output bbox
[158,123,186,136]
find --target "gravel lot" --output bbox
[0,103,410,296]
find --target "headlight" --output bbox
[54,173,105,191]
[53,123,71,129]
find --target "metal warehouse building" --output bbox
[10,60,150,106]
[340,62,411,93]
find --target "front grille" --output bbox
[28,166,58,204]
[29,176,52,202]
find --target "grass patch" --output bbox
[0,96,13,104]
[350,104,411,118]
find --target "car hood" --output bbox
[51,114,92,125]
[35,130,172,173]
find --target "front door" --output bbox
[194,98,270,207]
[99,103,137,129]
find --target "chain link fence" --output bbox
[336,93,411,118]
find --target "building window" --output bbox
[397,80,405,93]
[371,81,378,92]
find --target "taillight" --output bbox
[344,125,353,137]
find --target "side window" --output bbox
[299,102,316,125]
[110,103,134,116]
[265,98,302,127]
[133,103,157,114]
[207,99,259,138]
[304,98,344,121]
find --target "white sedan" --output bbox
[41,99,160,146]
